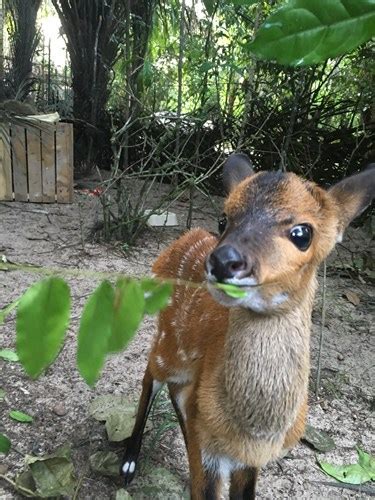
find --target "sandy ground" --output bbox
[0,178,374,499]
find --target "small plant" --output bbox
[318,447,375,485]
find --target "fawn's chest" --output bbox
[225,310,310,433]
[198,308,311,462]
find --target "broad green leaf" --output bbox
[9,410,33,423]
[0,349,19,362]
[89,451,120,477]
[25,446,77,497]
[357,448,375,479]
[141,279,173,315]
[77,281,114,386]
[248,0,375,66]
[203,0,215,16]
[107,279,144,353]
[318,460,372,484]
[216,283,248,298]
[16,277,70,378]
[0,433,11,454]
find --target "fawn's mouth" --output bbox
[206,273,260,288]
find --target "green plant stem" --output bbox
[0,261,278,291]
[315,260,327,397]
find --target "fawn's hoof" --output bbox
[121,438,140,485]
[121,457,137,485]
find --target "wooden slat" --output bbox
[0,130,13,201]
[56,123,73,203]
[26,126,42,203]
[11,125,28,201]
[41,125,56,203]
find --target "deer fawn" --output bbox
[121,154,375,499]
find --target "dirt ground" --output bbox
[0,177,374,499]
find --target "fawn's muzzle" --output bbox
[207,245,248,282]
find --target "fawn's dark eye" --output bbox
[289,224,312,251]
[218,214,227,235]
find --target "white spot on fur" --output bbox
[159,331,166,342]
[167,371,192,384]
[336,231,343,243]
[155,355,165,368]
[177,348,188,362]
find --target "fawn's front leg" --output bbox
[229,467,259,500]
[184,402,223,499]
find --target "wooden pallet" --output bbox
[0,121,73,203]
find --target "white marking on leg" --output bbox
[122,462,130,474]
[145,380,163,415]
[129,461,136,474]
[175,389,188,421]
[152,380,163,397]
[201,450,246,479]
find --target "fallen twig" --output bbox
[310,480,375,496]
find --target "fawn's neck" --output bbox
[221,277,317,439]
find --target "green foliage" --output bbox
[0,348,19,362]
[141,280,173,315]
[248,0,375,66]
[229,0,258,5]
[108,279,145,353]
[16,277,70,378]
[202,0,215,16]
[77,281,115,386]
[9,410,33,423]
[0,434,11,454]
[76,277,173,385]
[318,448,375,484]
[216,283,248,298]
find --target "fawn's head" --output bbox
[206,154,375,313]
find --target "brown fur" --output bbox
[122,160,375,499]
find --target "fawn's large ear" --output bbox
[329,165,375,241]
[223,153,254,193]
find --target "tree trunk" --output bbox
[52,0,126,171]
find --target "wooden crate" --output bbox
[0,122,73,203]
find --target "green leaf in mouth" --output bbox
[215,283,248,298]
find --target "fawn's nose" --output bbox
[207,245,247,282]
